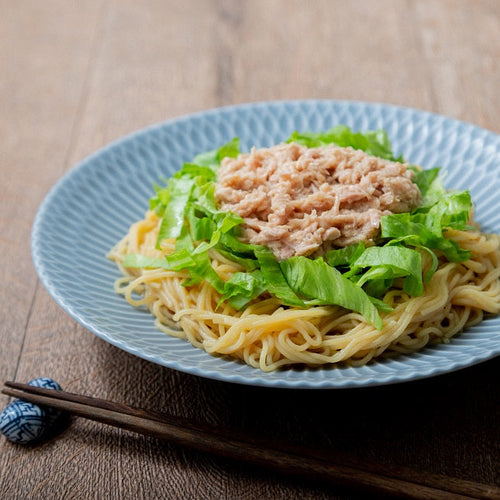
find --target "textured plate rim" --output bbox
[31,99,500,389]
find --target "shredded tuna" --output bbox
[215,143,421,261]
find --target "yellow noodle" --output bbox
[108,211,500,371]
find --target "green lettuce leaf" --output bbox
[191,137,240,169]
[280,256,383,329]
[156,177,194,245]
[325,242,365,268]
[216,248,260,271]
[409,166,440,200]
[254,247,305,307]
[219,270,267,310]
[287,125,402,161]
[381,210,470,263]
[173,163,217,182]
[352,246,423,296]
[153,139,241,248]
[422,191,472,234]
[122,254,172,270]
[180,253,225,293]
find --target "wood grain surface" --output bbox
[1,1,499,499]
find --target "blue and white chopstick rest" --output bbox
[0,377,62,444]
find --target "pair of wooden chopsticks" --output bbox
[2,381,498,500]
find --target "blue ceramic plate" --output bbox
[32,100,500,388]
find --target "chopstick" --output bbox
[2,382,498,500]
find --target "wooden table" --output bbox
[1,1,499,498]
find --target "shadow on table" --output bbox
[96,340,499,485]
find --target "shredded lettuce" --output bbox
[253,247,306,307]
[380,209,471,263]
[122,254,171,270]
[280,256,383,329]
[219,270,267,310]
[156,177,194,243]
[287,125,403,161]
[191,137,240,169]
[121,126,474,328]
[351,246,423,297]
[326,242,366,268]
[409,166,440,200]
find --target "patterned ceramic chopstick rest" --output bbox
[0,377,62,444]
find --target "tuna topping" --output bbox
[215,143,421,261]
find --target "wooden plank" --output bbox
[65,0,222,165]
[0,0,106,398]
[231,0,436,108]
[414,0,500,131]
